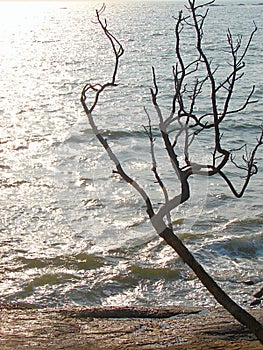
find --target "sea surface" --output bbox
[0,0,262,308]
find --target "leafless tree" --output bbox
[81,0,263,343]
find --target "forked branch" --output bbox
[80,5,154,219]
[81,1,263,343]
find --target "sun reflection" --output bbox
[0,1,63,31]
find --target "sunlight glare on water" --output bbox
[0,0,262,308]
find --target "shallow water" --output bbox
[0,0,262,308]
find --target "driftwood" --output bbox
[0,304,262,349]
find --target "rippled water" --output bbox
[0,0,262,308]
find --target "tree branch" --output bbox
[81,5,154,219]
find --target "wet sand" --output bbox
[0,305,262,349]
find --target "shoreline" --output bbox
[0,304,262,349]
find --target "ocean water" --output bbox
[0,0,262,308]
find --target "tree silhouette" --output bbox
[81,0,263,343]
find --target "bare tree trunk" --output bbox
[81,2,263,344]
[160,227,263,342]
